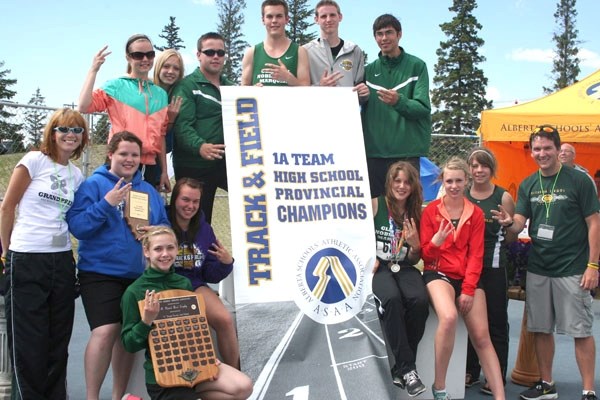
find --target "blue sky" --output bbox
[1,0,599,109]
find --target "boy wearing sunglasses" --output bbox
[170,32,233,224]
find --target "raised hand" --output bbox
[142,289,160,326]
[167,96,183,123]
[91,45,111,73]
[431,220,454,247]
[403,217,420,250]
[207,239,234,265]
[263,59,292,83]
[104,178,132,207]
[320,69,343,86]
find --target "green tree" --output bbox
[92,114,110,144]
[0,61,24,154]
[286,0,316,45]
[216,0,249,83]
[431,0,492,136]
[544,0,580,93]
[154,16,186,51]
[24,88,46,148]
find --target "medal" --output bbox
[390,263,400,273]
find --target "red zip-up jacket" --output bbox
[420,197,484,296]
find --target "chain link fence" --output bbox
[0,101,480,199]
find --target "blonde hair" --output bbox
[141,226,178,250]
[437,156,471,183]
[153,49,185,92]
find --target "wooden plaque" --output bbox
[125,190,149,240]
[138,289,219,388]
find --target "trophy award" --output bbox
[125,190,150,240]
[139,289,219,388]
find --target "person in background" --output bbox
[78,34,170,191]
[168,177,240,369]
[372,161,428,397]
[171,32,233,223]
[303,0,369,100]
[66,131,169,400]
[121,226,253,400]
[153,49,184,157]
[361,14,431,197]
[420,157,505,400]
[465,147,516,395]
[493,125,599,400]
[0,108,89,399]
[241,0,310,86]
[558,143,596,191]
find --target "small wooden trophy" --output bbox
[138,289,219,388]
[125,190,150,240]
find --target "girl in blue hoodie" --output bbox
[67,131,169,400]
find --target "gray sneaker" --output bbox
[403,370,426,397]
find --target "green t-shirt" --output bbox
[251,41,299,86]
[515,166,599,276]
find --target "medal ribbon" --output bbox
[388,215,405,262]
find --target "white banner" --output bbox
[222,87,375,324]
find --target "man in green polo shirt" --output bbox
[494,125,600,400]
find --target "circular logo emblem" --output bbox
[340,60,353,71]
[294,239,367,323]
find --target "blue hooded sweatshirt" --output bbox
[67,165,169,279]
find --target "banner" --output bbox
[222,86,375,324]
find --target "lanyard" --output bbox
[537,165,561,221]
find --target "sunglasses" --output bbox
[201,49,226,57]
[532,125,557,134]
[54,126,84,134]
[128,51,156,60]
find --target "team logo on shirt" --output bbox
[339,60,353,71]
[175,242,206,269]
[50,174,68,194]
[294,238,367,324]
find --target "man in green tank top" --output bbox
[241,0,310,86]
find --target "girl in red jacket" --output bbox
[420,157,505,400]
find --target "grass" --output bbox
[0,147,233,254]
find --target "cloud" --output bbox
[514,0,525,9]
[579,48,600,68]
[507,47,600,68]
[191,0,215,5]
[508,48,554,63]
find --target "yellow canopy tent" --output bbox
[478,69,600,198]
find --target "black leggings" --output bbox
[372,264,429,375]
